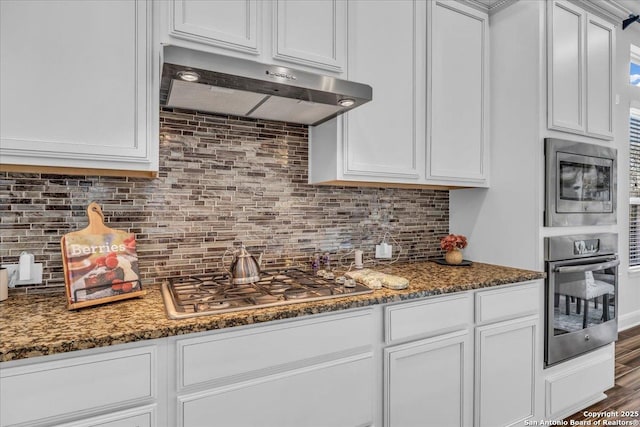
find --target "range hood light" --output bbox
[338,98,355,107]
[176,70,200,82]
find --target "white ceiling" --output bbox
[617,0,640,15]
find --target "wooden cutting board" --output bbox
[61,202,146,309]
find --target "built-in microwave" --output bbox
[545,138,617,227]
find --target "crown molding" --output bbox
[573,0,634,23]
[461,0,635,19]
[458,0,518,15]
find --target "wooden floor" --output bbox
[565,325,640,423]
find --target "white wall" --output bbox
[614,22,640,330]
[451,0,640,330]
[450,0,544,271]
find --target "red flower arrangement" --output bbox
[440,234,468,252]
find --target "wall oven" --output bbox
[545,138,617,226]
[544,233,619,367]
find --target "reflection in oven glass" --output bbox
[553,270,615,335]
[559,161,611,202]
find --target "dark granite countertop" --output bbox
[0,261,545,362]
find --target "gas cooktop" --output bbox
[161,268,373,319]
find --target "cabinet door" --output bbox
[178,354,373,427]
[0,0,157,175]
[169,0,261,56]
[548,1,614,140]
[427,0,488,184]
[385,330,472,427]
[0,346,155,426]
[548,1,585,133]
[475,316,537,427]
[342,0,425,182]
[585,13,614,139]
[272,0,346,73]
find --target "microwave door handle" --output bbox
[554,259,620,274]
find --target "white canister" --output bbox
[354,250,364,269]
[0,268,8,301]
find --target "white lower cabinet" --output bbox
[0,344,159,427]
[474,282,540,427]
[384,330,472,427]
[179,355,372,427]
[475,316,537,427]
[383,281,541,427]
[0,282,546,427]
[171,308,376,427]
[544,345,615,420]
[382,293,473,426]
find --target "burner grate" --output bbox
[162,268,373,319]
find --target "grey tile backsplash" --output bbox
[0,108,449,287]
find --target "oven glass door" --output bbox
[556,152,614,213]
[546,256,619,366]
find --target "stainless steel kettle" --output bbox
[229,245,261,285]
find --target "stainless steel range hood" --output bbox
[161,46,372,126]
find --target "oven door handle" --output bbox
[554,259,620,274]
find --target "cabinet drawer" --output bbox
[178,309,374,389]
[179,354,373,427]
[0,346,155,426]
[385,293,472,344]
[57,405,155,427]
[546,349,614,418]
[475,282,539,324]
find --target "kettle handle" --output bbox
[222,248,237,274]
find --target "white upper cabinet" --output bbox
[427,0,488,185]
[272,0,346,73]
[161,0,346,74]
[166,0,262,57]
[0,0,158,177]
[340,0,426,184]
[309,0,489,188]
[548,1,584,133]
[585,13,614,139]
[548,0,614,140]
